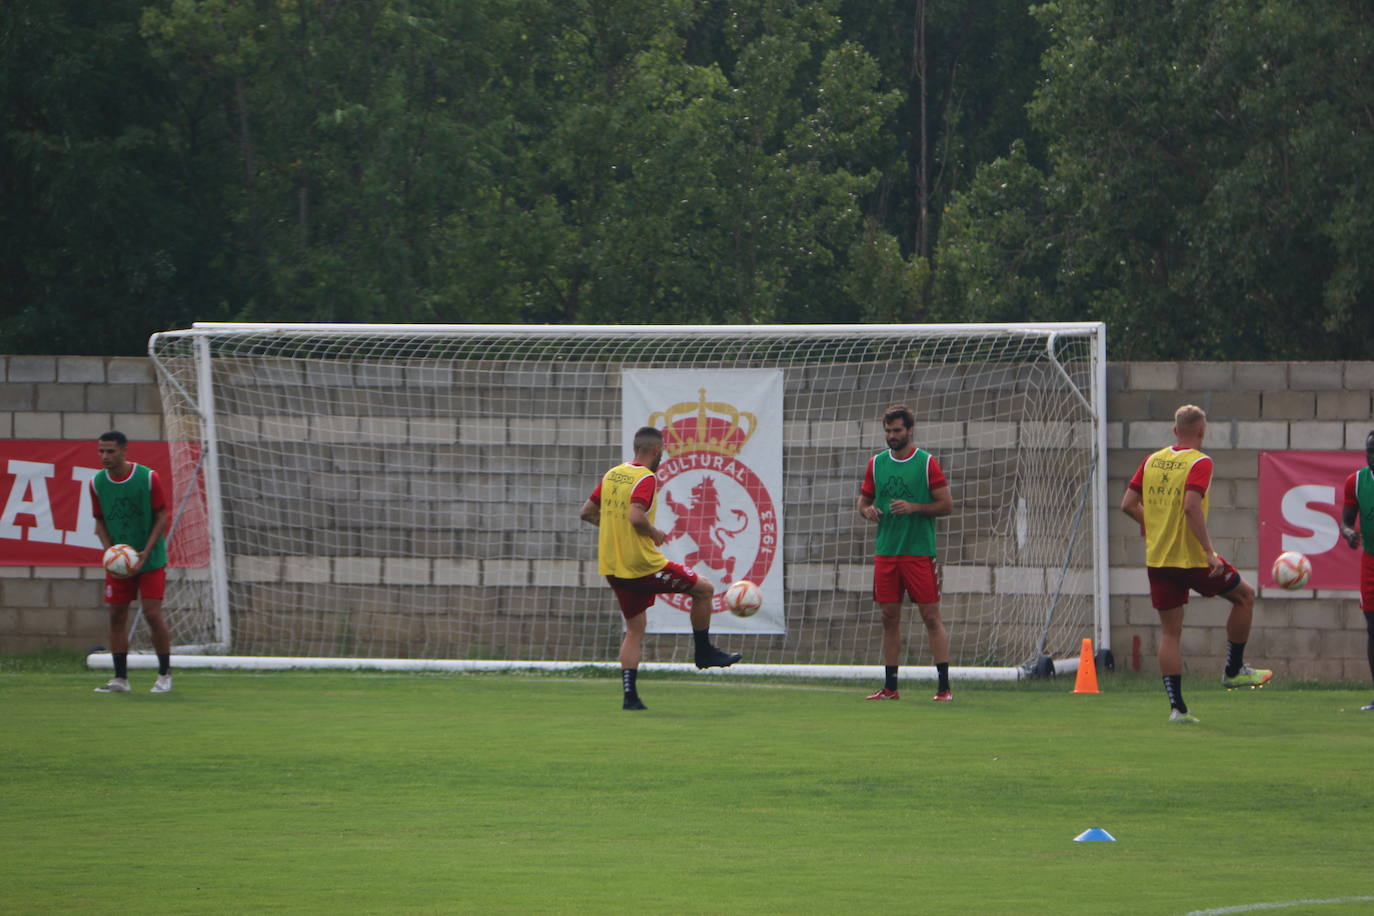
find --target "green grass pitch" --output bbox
[3,658,1373,915]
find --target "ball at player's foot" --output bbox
[723,579,762,617]
[1271,551,1311,590]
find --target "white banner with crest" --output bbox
[623,369,785,634]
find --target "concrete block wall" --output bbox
[3,355,163,441]
[3,355,1372,682]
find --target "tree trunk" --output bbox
[914,0,929,259]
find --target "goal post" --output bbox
[140,322,1109,679]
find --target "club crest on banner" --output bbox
[649,389,777,612]
[624,370,785,634]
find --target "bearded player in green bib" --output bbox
[857,404,954,701]
[1339,429,1374,712]
[90,431,173,694]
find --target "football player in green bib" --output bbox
[1339,429,1374,712]
[90,431,173,694]
[857,404,954,701]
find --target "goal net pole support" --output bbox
[195,335,234,653]
[1027,328,1113,669]
[1091,326,1112,664]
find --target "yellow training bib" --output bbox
[597,463,668,578]
[1140,446,1210,569]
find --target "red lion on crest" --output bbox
[663,476,749,582]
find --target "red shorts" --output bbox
[873,555,939,605]
[1361,551,1374,612]
[104,566,166,605]
[1146,560,1241,611]
[605,561,699,619]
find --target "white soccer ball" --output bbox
[723,579,762,617]
[1271,551,1311,590]
[102,544,139,579]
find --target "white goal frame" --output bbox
[134,321,1109,681]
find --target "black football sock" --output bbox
[1163,674,1186,713]
[884,665,898,692]
[1224,641,1246,678]
[622,668,638,697]
[1364,612,1374,684]
[113,652,128,679]
[936,662,950,693]
[157,654,171,676]
[692,628,711,654]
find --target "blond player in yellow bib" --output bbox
[580,426,741,710]
[1121,405,1271,724]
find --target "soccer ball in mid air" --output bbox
[1271,551,1311,590]
[723,579,763,617]
[102,544,139,579]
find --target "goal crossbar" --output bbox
[185,321,1107,337]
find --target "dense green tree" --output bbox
[2,1,996,351]
[8,0,1370,358]
[141,0,528,323]
[928,140,1059,323]
[139,0,909,327]
[1,0,236,355]
[936,0,1374,358]
[837,0,1046,261]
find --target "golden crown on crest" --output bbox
[648,388,757,457]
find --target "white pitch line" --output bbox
[1183,897,1374,915]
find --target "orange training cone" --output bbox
[1071,637,1099,694]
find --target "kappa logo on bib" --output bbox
[649,389,778,614]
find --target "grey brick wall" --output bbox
[3,355,1372,682]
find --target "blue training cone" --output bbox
[1073,828,1116,842]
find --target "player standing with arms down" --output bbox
[1339,429,1374,712]
[90,431,174,694]
[580,426,742,710]
[1120,405,1271,724]
[856,404,954,702]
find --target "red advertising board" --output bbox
[1257,450,1363,589]
[0,440,197,567]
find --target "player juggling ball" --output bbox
[580,426,742,710]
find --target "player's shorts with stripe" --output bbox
[605,561,699,619]
[1146,559,1241,611]
[873,555,939,605]
[1360,551,1374,613]
[104,566,166,604]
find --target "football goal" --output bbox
[131,322,1108,680]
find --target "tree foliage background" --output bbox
[3,0,1370,357]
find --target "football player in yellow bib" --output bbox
[580,426,741,710]
[1121,405,1270,724]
